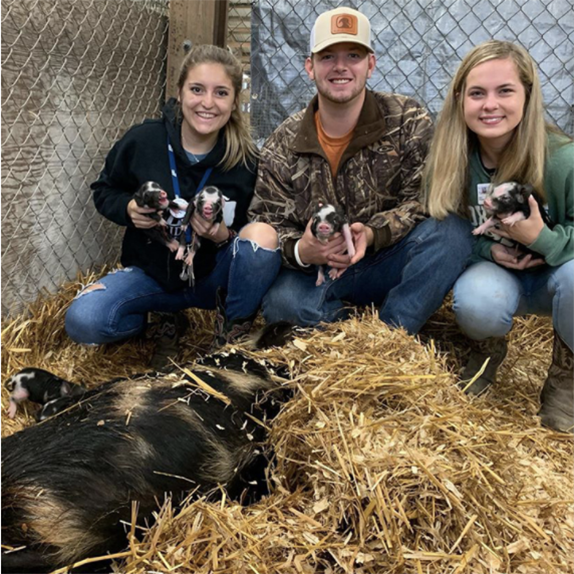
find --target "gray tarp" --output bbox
[251,0,573,142]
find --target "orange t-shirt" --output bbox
[314,111,354,178]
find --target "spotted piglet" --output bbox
[5,367,86,420]
[176,186,225,284]
[473,182,552,235]
[133,181,180,251]
[310,204,356,286]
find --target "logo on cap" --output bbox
[331,13,358,36]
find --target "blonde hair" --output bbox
[177,45,258,171]
[425,40,551,219]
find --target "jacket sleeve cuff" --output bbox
[114,194,134,227]
[474,237,495,261]
[527,225,554,257]
[371,226,392,252]
[283,238,314,272]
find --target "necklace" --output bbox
[181,129,216,162]
[186,145,216,165]
[186,148,211,165]
[188,150,201,164]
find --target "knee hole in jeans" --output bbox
[75,283,106,299]
[239,222,279,250]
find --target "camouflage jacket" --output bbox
[249,90,433,269]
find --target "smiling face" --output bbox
[305,42,375,106]
[463,57,526,151]
[178,63,236,150]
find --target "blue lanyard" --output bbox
[167,135,213,199]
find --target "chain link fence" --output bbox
[2,0,573,317]
[1,0,169,317]
[249,0,573,143]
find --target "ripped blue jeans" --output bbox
[65,237,282,344]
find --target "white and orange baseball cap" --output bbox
[309,7,373,54]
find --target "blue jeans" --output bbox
[263,215,474,335]
[65,238,282,344]
[453,259,574,350]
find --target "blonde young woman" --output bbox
[65,45,281,368]
[425,40,573,433]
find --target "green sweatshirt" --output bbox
[468,133,574,267]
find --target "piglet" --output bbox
[133,181,180,251]
[176,186,225,284]
[311,204,355,286]
[133,181,178,222]
[195,186,225,236]
[5,367,86,419]
[473,182,552,235]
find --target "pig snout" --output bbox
[483,197,493,210]
[10,386,30,402]
[201,203,215,219]
[317,222,333,236]
[158,190,169,207]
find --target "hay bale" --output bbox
[2,274,572,574]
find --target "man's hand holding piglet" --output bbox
[348,222,374,265]
[298,219,352,268]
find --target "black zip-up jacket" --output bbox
[92,99,257,291]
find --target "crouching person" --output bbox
[425,40,573,433]
[65,45,281,369]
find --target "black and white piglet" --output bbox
[133,181,178,222]
[311,204,356,286]
[133,181,180,251]
[176,186,225,283]
[473,181,552,235]
[5,367,86,420]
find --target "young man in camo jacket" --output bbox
[249,6,474,334]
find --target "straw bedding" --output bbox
[2,270,572,574]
